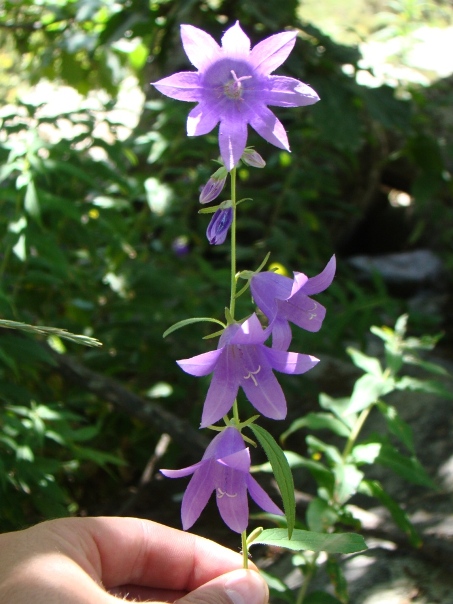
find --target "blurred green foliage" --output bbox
[0,0,451,527]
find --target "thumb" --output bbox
[176,569,269,604]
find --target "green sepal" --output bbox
[162,317,225,338]
[249,528,367,554]
[248,423,296,538]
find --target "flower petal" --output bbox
[239,346,287,419]
[250,31,297,75]
[219,108,248,170]
[270,317,292,351]
[248,105,289,151]
[187,101,222,136]
[264,347,319,374]
[181,24,221,71]
[250,271,293,321]
[177,348,223,377]
[206,207,233,245]
[200,348,239,427]
[218,448,251,473]
[246,475,284,515]
[221,21,251,56]
[230,313,268,346]
[261,76,320,107]
[210,426,246,458]
[216,467,249,533]
[152,72,201,102]
[280,296,326,332]
[181,461,216,530]
[160,459,206,479]
[300,255,336,295]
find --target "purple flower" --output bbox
[152,21,319,171]
[206,206,233,245]
[250,255,336,351]
[177,313,319,427]
[199,166,228,204]
[161,426,283,533]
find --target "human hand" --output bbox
[0,516,268,604]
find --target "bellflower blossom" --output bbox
[206,206,233,245]
[161,426,283,533]
[152,21,320,170]
[177,313,319,427]
[250,255,336,351]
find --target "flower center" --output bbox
[243,365,261,386]
[223,70,252,100]
[217,487,237,498]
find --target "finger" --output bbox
[175,569,269,604]
[43,517,249,591]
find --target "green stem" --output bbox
[229,167,237,320]
[241,530,249,569]
[295,555,318,604]
[342,405,373,461]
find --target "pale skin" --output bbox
[0,517,269,604]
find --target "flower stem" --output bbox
[241,530,249,569]
[341,405,373,461]
[229,167,237,320]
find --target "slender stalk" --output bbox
[295,555,318,604]
[241,530,249,569]
[229,167,237,319]
[342,405,373,461]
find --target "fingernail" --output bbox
[225,569,269,604]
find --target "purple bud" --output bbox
[171,235,190,257]
[199,167,228,204]
[206,207,233,245]
[241,148,266,168]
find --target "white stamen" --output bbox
[217,488,238,498]
[243,365,261,386]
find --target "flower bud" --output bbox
[241,148,266,168]
[199,166,228,204]
[206,207,233,245]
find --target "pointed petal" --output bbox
[152,72,201,102]
[263,347,319,374]
[250,31,297,75]
[281,296,326,332]
[290,271,309,296]
[249,105,289,151]
[210,426,245,458]
[221,21,251,56]
[261,76,320,107]
[301,255,336,295]
[251,272,293,321]
[246,475,283,515]
[216,468,248,533]
[187,101,222,136]
[200,348,239,427]
[180,24,221,71]
[218,448,251,473]
[177,348,223,377]
[160,459,205,479]
[181,462,216,530]
[219,108,248,170]
[270,317,292,351]
[230,313,268,345]
[239,346,287,419]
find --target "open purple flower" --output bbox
[250,255,336,351]
[177,313,319,427]
[152,21,319,170]
[161,426,283,533]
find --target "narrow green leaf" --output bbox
[333,463,364,505]
[377,402,415,453]
[307,497,338,532]
[360,479,422,547]
[281,412,351,442]
[347,374,393,415]
[326,555,349,603]
[162,317,225,338]
[376,443,437,488]
[395,376,453,399]
[24,180,40,219]
[250,528,367,554]
[346,347,382,376]
[349,442,381,465]
[248,424,295,538]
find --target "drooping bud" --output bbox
[241,148,266,168]
[206,205,233,245]
[199,166,228,204]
